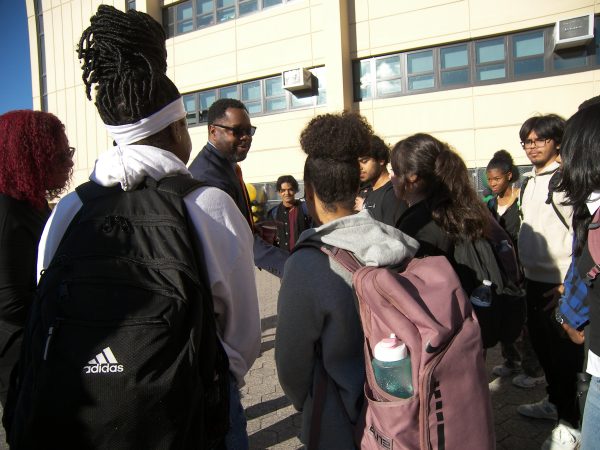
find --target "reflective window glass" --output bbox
[183,94,196,112]
[514,59,544,75]
[239,0,258,16]
[476,38,505,64]
[407,50,433,74]
[265,77,284,97]
[441,44,468,69]
[199,90,216,111]
[477,64,506,81]
[377,79,402,95]
[554,47,588,70]
[514,31,544,58]
[266,97,287,112]
[245,102,263,114]
[197,0,213,14]
[376,56,401,78]
[264,0,282,6]
[242,81,261,101]
[217,7,235,22]
[408,74,434,90]
[219,86,238,99]
[441,69,469,86]
[291,93,313,108]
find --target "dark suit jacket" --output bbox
[188,143,251,223]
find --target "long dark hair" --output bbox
[77,5,180,125]
[557,102,600,256]
[300,112,372,212]
[391,133,488,241]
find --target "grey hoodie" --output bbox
[275,210,418,449]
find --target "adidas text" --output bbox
[84,364,124,374]
[83,347,124,374]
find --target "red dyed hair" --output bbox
[0,110,72,209]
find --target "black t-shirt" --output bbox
[363,180,407,227]
[488,197,521,247]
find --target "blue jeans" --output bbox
[581,375,600,450]
[225,373,249,450]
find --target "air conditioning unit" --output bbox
[553,13,594,50]
[282,68,313,91]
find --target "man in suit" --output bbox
[188,98,287,277]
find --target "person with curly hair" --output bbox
[275,111,418,449]
[0,109,73,407]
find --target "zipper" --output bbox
[42,317,167,362]
[43,326,55,361]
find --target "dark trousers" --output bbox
[525,279,585,428]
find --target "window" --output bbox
[176,1,194,35]
[441,44,469,86]
[242,81,262,114]
[126,0,136,11]
[376,56,402,96]
[265,77,286,112]
[183,67,326,126]
[407,50,434,91]
[164,0,295,37]
[354,16,600,101]
[513,30,545,76]
[476,38,506,81]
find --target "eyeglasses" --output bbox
[520,138,550,149]
[57,146,75,162]
[212,123,256,138]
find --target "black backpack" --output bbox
[6,176,229,450]
[453,214,526,348]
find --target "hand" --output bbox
[355,196,365,212]
[561,323,585,345]
[542,285,565,312]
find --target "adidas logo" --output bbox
[83,347,124,374]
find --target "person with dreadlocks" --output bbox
[0,110,73,409]
[6,5,260,449]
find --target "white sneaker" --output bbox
[517,396,558,421]
[493,363,521,377]
[513,373,546,389]
[541,420,581,450]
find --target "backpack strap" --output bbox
[293,241,363,273]
[519,169,569,229]
[546,170,569,229]
[155,176,208,198]
[587,208,600,283]
[75,181,123,203]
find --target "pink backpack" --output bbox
[310,246,495,450]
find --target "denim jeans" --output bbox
[581,375,600,450]
[225,373,249,450]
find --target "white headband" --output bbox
[104,97,187,145]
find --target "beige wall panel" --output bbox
[61,4,76,90]
[469,0,595,36]
[369,92,475,139]
[171,25,237,67]
[236,8,312,49]
[474,126,527,168]
[51,0,61,9]
[368,2,471,54]
[52,7,66,91]
[367,0,465,19]
[174,53,239,93]
[84,99,99,163]
[435,129,476,164]
[310,30,326,62]
[351,20,371,57]
[242,147,307,183]
[309,1,324,32]
[472,72,597,129]
[237,35,315,78]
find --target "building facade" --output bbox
[26,0,600,193]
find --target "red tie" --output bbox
[234,164,255,232]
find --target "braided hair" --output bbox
[77,5,180,125]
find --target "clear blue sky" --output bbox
[0,0,32,114]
